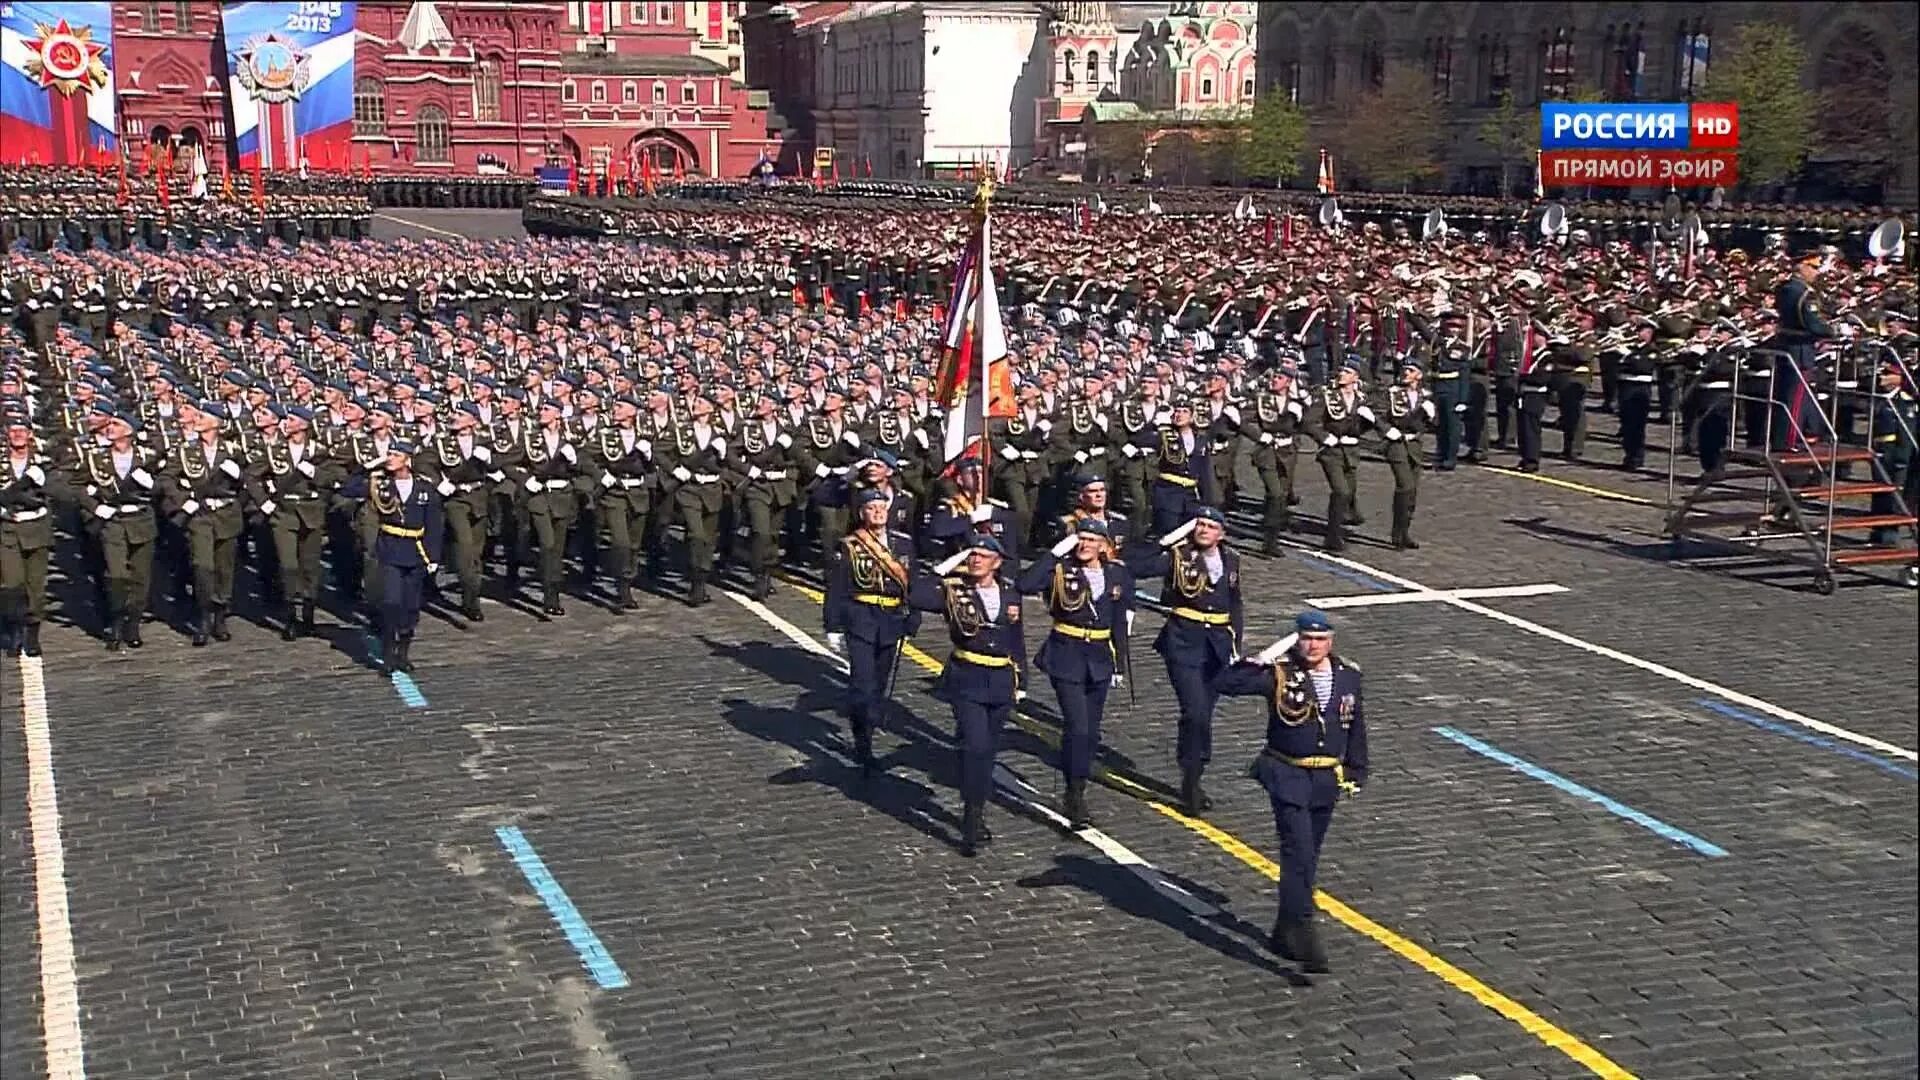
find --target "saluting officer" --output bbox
[911,535,1025,856]
[1,409,58,657]
[73,410,159,650]
[824,488,918,774]
[1126,505,1244,816]
[1215,611,1368,974]
[1016,517,1134,829]
[345,440,444,675]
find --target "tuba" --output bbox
[1422,207,1448,242]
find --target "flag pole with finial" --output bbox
[973,169,996,496]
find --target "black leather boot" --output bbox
[191,605,210,647]
[280,601,299,641]
[1064,777,1090,829]
[378,629,398,674]
[1180,765,1213,815]
[1269,916,1299,960]
[21,621,42,658]
[1297,919,1331,973]
[851,723,876,774]
[750,570,773,599]
[122,612,143,649]
[211,604,232,642]
[392,634,413,674]
[686,569,710,607]
[298,600,315,638]
[615,580,636,611]
[960,801,984,857]
[1324,499,1347,553]
[541,586,564,618]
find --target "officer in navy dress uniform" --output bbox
[1215,610,1368,974]
[1133,398,1219,538]
[910,535,1025,856]
[824,487,918,773]
[345,439,445,675]
[1016,517,1134,829]
[1126,505,1245,816]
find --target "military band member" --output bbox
[432,403,498,620]
[1215,610,1368,974]
[248,406,332,639]
[345,440,444,675]
[1,410,58,657]
[1429,317,1470,469]
[1306,359,1375,553]
[1552,317,1595,460]
[1869,360,1918,547]
[670,393,729,606]
[162,401,249,647]
[1513,319,1554,473]
[73,410,159,650]
[1016,517,1134,829]
[1380,359,1435,551]
[1246,365,1304,555]
[1126,505,1244,816]
[1617,323,1659,470]
[522,399,583,616]
[912,535,1025,856]
[824,488,918,774]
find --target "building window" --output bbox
[172,1,193,28]
[630,2,646,21]
[623,81,637,103]
[1200,74,1213,98]
[1674,20,1709,99]
[1242,76,1254,99]
[1361,39,1384,90]
[1602,24,1645,101]
[1539,26,1575,100]
[415,105,450,163]
[1426,35,1453,99]
[1478,34,1511,105]
[728,27,741,44]
[1318,44,1335,102]
[473,59,501,121]
[657,3,672,23]
[562,79,577,103]
[682,81,697,104]
[142,1,159,25]
[653,81,667,104]
[353,77,386,136]
[1085,50,1100,87]
[1062,49,1076,91]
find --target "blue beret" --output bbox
[1194,505,1227,526]
[503,387,528,402]
[221,370,251,388]
[869,449,899,469]
[456,402,484,421]
[1295,610,1334,636]
[388,438,416,456]
[1074,473,1106,490]
[953,456,983,473]
[1341,355,1366,373]
[370,402,398,417]
[195,398,224,414]
[853,487,889,508]
[1073,517,1110,538]
[970,535,1008,557]
[286,406,315,423]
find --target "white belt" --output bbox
[5,508,50,522]
[1021,451,1039,460]
[113,501,150,512]
[456,481,486,493]
[1086,447,1106,456]
[759,470,788,481]
[1337,436,1359,445]
[544,479,572,491]
[692,473,721,484]
[1620,375,1656,383]
[1522,385,1550,393]
[204,498,234,509]
[1699,381,1731,390]
[1836,381,1859,390]
[280,493,321,501]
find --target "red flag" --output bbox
[221,160,233,201]
[858,291,872,315]
[157,158,170,211]
[672,155,685,181]
[1263,214,1276,246]
[116,153,130,207]
[791,285,807,309]
[830,156,839,182]
[141,144,153,178]
[251,153,265,212]
[863,154,872,178]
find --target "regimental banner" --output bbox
[0,2,117,166]
[221,1,356,171]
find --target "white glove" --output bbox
[1037,419,1053,433]
[182,499,201,515]
[999,445,1021,462]
[436,479,456,497]
[130,467,153,488]
[524,476,542,493]
[826,632,846,653]
[474,445,492,462]
[843,430,861,447]
[93,504,117,520]
[776,433,793,449]
[1385,427,1404,441]
[673,466,693,482]
[259,500,277,516]
[815,463,831,479]
[220,459,242,479]
[296,460,316,478]
[1321,435,1338,448]
[969,504,993,524]
[748,465,763,480]
[600,471,618,488]
[427,562,440,575]
[636,439,652,457]
[1121,444,1141,458]
[1254,633,1300,666]
[1454,403,1468,413]
[1050,534,1077,558]
[559,444,577,464]
[1015,689,1029,703]
[1074,450,1089,463]
[487,470,506,483]
[1111,674,1126,688]
[25,464,46,485]
[1259,432,1274,444]
[1126,611,1137,634]
[1356,406,1377,423]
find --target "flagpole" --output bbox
[974,171,995,497]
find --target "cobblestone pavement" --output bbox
[4,425,1914,1080]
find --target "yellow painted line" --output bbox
[1476,463,1657,506]
[775,575,1636,1080]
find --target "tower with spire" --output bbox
[1037,1,1122,176]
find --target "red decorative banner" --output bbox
[1541,150,1738,189]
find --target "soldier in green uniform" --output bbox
[671,393,729,606]
[588,394,658,610]
[520,398,582,617]
[249,406,332,639]
[161,401,248,646]
[732,391,802,599]
[1,408,58,658]
[430,403,498,621]
[71,411,159,650]
[1379,359,1436,551]
[1245,364,1304,555]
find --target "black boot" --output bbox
[460,588,484,621]
[378,629,398,674]
[280,601,299,641]
[298,599,315,638]
[21,621,42,658]
[851,724,877,775]
[191,605,210,647]
[122,612,143,649]
[392,635,413,674]
[106,614,124,652]
[960,800,986,857]
[750,570,773,600]
[541,586,565,618]
[1324,500,1347,553]
[1297,919,1331,973]
[211,604,232,642]
[1391,493,1420,550]
[1064,777,1090,829]
[686,569,710,607]
[1180,765,1213,815]
[615,580,636,611]
[1268,916,1299,961]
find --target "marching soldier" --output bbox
[248,406,331,639]
[732,391,802,599]
[1127,505,1245,816]
[1617,322,1659,470]
[345,440,444,675]
[669,393,729,606]
[1305,359,1375,553]
[824,488,918,774]
[73,411,159,650]
[161,401,249,647]
[925,457,1019,562]
[1016,517,1134,829]
[521,398,582,617]
[804,387,863,559]
[1111,381,1160,540]
[590,394,660,608]
[1215,610,1368,974]
[990,384,1054,545]
[1201,374,1243,512]
[1135,398,1218,538]
[1245,365,1304,555]
[1,409,58,657]
[1380,359,1436,551]
[911,535,1024,856]
[430,403,498,620]
[1055,472,1126,549]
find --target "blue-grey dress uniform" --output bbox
[822,492,918,769]
[1772,263,1835,449]
[908,537,1026,855]
[1132,414,1219,538]
[1125,506,1244,814]
[925,459,1020,562]
[1015,518,1134,828]
[1215,610,1368,973]
[344,442,444,674]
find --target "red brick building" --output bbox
[111,2,228,153]
[556,1,775,178]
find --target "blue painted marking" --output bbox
[1698,700,1918,781]
[363,633,429,709]
[494,825,631,990]
[1433,726,1731,858]
[1291,552,1397,592]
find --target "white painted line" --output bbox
[373,212,467,239]
[1276,538,1920,763]
[1308,584,1571,609]
[16,657,88,1080]
[726,591,1221,919]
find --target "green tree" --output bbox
[1087,119,1148,182]
[1237,93,1307,185]
[1714,22,1814,191]
[1342,65,1443,192]
[1476,89,1532,197]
